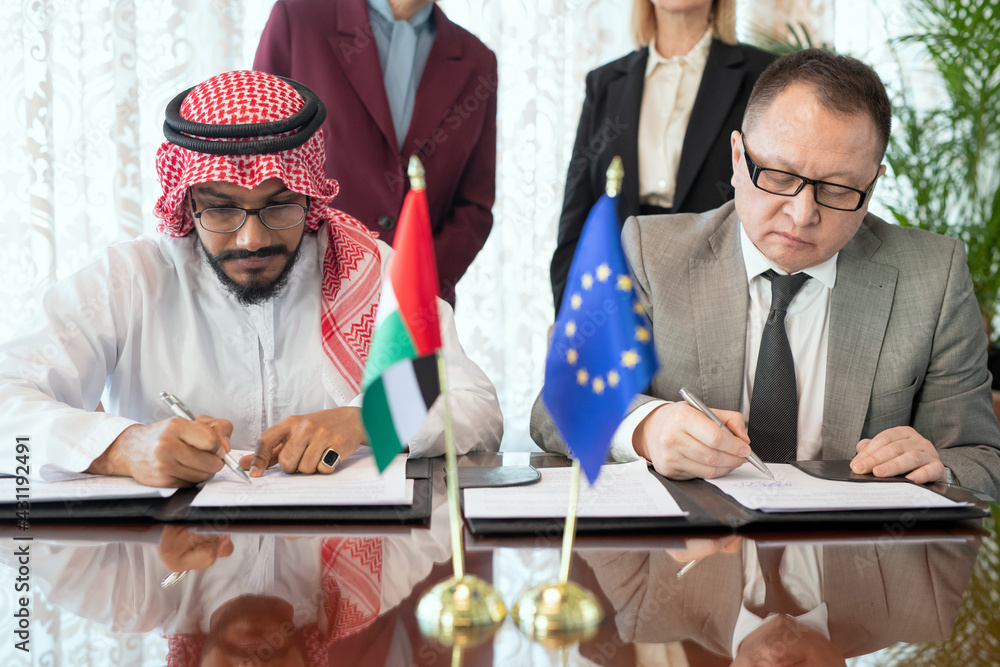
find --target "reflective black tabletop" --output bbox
[2,454,998,666]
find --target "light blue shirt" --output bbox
[367,0,437,150]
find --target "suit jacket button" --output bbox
[377,215,396,230]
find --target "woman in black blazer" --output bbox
[550,0,775,312]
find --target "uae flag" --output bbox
[361,180,442,472]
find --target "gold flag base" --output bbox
[413,353,507,650]
[512,459,604,645]
[416,574,508,644]
[511,579,604,644]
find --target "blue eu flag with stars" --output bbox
[543,192,658,484]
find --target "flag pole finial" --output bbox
[408,155,426,191]
[605,156,624,197]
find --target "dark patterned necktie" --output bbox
[748,270,810,463]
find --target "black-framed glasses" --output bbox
[741,135,879,212]
[191,194,309,233]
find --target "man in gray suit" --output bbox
[532,49,1000,499]
[582,534,979,662]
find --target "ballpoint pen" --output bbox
[158,391,252,485]
[678,386,775,480]
[161,570,187,588]
[676,559,700,579]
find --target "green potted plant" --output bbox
[881,0,1000,406]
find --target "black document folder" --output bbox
[461,456,730,537]
[1,458,433,525]
[463,472,724,538]
[461,459,991,537]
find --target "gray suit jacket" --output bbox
[582,536,979,659]
[531,201,1000,498]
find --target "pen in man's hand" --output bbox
[676,559,700,578]
[158,392,252,484]
[678,387,775,479]
[161,570,187,588]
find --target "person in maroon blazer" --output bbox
[255,0,497,306]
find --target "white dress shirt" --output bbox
[368,0,436,150]
[637,29,712,209]
[731,542,830,657]
[0,232,502,480]
[610,221,837,462]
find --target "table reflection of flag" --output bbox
[543,192,658,484]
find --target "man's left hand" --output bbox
[241,407,367,477]
[851,426,946,484]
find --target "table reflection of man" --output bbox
[583,533,980,663]
[0,503,452,666]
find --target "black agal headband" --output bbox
[162,76,327,155]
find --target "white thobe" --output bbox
[0,500,452,635]
[0,231,502,480]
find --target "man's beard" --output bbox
[199,238,303,306]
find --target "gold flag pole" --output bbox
[412,156,507,643]
[439,351,466,579]
[510,456,602,642]
[511,158,625,643]
[558,459,581,584]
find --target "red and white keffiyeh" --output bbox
[154,70,380,392]
[165,537,383,667]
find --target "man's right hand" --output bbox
[633,402,751,480]
[86,416,233,487]
[158,525,234,574]
[666,535,744,564]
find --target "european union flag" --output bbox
[543,192,658,484]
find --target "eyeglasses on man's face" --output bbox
[740,135,879,212]
[191,194,309,233]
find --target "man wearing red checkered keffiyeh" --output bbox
[0,70,502,487]
[155,69,382,381]
[164,536,385,667]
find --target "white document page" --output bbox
[0,475,176,503]
[190,451,410,507]
[463,460,688,519]
[705,462,969,512]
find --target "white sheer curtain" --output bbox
[1,0,277,338]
